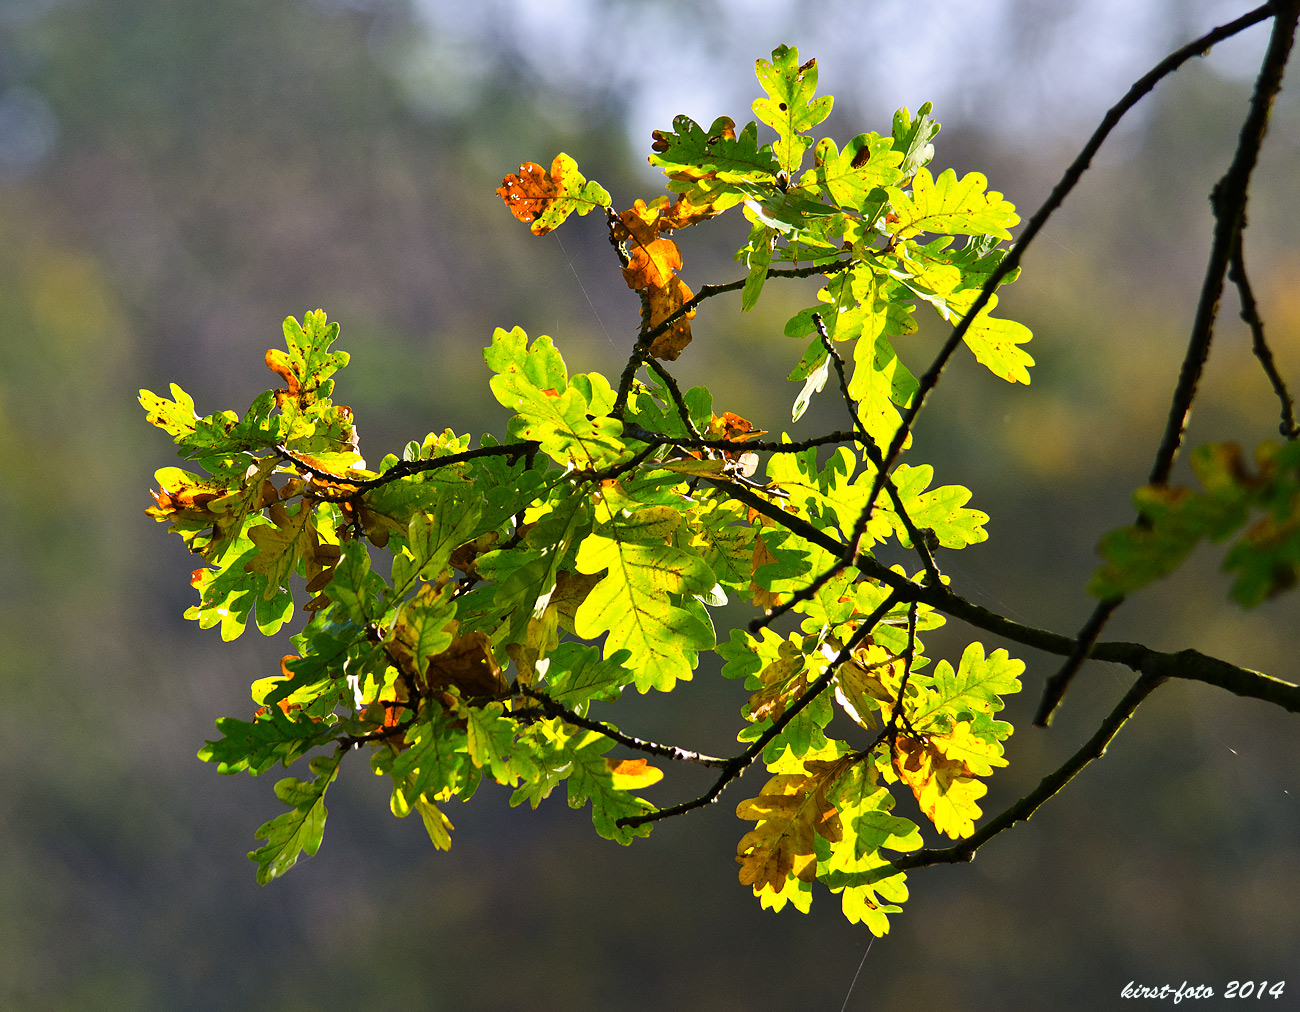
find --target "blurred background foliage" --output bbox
[1,1,1297,1009]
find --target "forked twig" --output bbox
[1038,0,1300,726]
[1230,229,1300,438]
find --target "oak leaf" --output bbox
[646,277,696,361]
[892,721,1005,838]
[497,153,611,236]
[425,630,507,700]
[735,759,847,894]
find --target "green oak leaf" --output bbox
[485,328,624,467]
[799,133,903,211]
[543,641,634,710]
[916,642,1024,730]
[1092,441,1300,604]
[574,531,716,692]
[139,383,198,441]
[648,115,779,210]
[272,310,350,405]
[199,707,337,775]
[249,751,342,885]
[891,102,940,181]
[753,44,833,173]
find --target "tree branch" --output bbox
[281,441,541,498]
[847,557,1300,714]
[877,4,1276,492]
[1038,0,1299,726]
[811,312,943,585]
[1149,0,1298,483]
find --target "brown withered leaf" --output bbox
[705,411,767,456]
[449,531,499,578]
[426,631,507,699]
[497,162,557,227]
[611,197,702,361]
[617,200,683,291]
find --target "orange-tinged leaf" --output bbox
[610,197,701,360]
[646,276,695,360]
[618,201,684,291]
[498,161,557,225]
[606,757,664,790]
[146,467,226,523]
[892,724,999,839]
[704,411,768,458]
[658,192,723,230]
[265,347,300,397]
[497,153,611,236]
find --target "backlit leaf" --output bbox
[753,44,833,173]
[497,153,611,236]
[887,167,1019,241]
[249,751,341,885]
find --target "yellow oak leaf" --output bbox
[892,721,1002,839]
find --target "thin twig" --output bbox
[1230,228,1300,438]
[612,260,856,418]
[880,3,1276,488]
[516,687,731,767]
[281,441,541,496]
[1033,597,1121,726]
[745,1,1274,688]
[1149,2,1299,483]
[845,554,1300,713]
[812,313,942,585]
[622,423,865,455]
[646,359,705,441]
